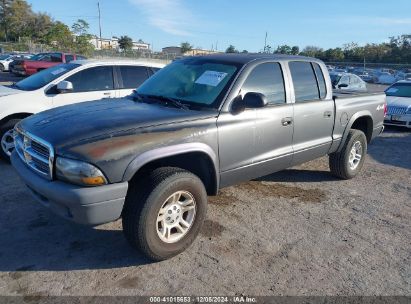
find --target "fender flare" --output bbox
[336,110,373,153]
[122,142,220,191]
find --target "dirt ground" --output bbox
[0,127,410,297]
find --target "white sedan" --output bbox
[384,80,411,128]
[0,54,16,72]
[0,59,164,161]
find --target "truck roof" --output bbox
[187,53,322,65]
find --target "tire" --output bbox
[0,64,4,72]
[122,167,208,261]
[0,119,21,163]
[329,129,367,180]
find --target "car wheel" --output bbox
[0,64,4,72]
[329,129,367,180]
[122,167,208,261]
[0,119,20,163]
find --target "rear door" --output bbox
[288,61,334,165]
[115,65,151,97]
[51,65,116,108]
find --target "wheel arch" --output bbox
[337,112,373,152]
[0,113,33,127]
[123,143,219,195]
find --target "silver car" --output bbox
[330,72,367,92]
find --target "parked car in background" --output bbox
[395,71,411,82]
[0,60,164,161]
[330,72,367,92]
[0,54,17,71]
[13,52,87,76]
[384,80,411,128]
[10,53,47,75]
[377,72,397,85]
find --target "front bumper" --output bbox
[384,115,411,128]
[11,152,128,225]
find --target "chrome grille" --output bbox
[14,129,54,180]
[387,106,407,115]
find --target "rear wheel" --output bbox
[0,119,21,163]
[329,129,367,179]
[122,167,208,261]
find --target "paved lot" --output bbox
[0,127,410,296]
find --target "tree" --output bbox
[300,46,324,58]
[225,45,238,53]
[291,46,300,55]
[71,19,89,36]
[241,49,248,53]
[180,41,193,54]
[44,21,73,50]
[275,45,292,54]
[0,0,13,40]
[118,35,133,51]
[4,0,34,41]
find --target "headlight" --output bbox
[56,157,107,186]
[406,107,411,114]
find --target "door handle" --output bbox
[103,92,111,96]
[324,111,332,118]
[281,117,293,126]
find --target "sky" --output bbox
[28,0,411,52]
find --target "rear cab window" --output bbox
[289,61,327,102]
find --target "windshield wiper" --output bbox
[143,94,190,110]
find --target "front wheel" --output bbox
[122,167,208,261]
[329,129,367,179]
[0,119,21,163]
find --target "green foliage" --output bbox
[180,41,193,54]
[225,45,238,53]
[118,35,133,51]
[72,19,89,36]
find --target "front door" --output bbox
[219,62,294,187]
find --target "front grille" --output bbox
[14,129,54,180]
[387,106,407,115]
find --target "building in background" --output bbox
[90,36,150,52]
[162,46,220,56]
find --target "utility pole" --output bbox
[264,32,268,53]
[98,2,102,49]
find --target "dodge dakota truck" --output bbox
[11,54,386,261]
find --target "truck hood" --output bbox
[386,96,411,108]
[18,97,218,149]
[0,85,23,97]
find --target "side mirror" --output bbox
[338,83,349,88]
[243,92,268,108]
[56,81,73,93]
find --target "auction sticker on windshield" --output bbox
[195,71,228,87]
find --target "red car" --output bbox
[13,52,86,76]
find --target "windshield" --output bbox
[330,74,341,85]
[137,58,240,108]
[15,63,80,91]
[385,83,411,97]
[0,55,11,60]
[30,53,46,61]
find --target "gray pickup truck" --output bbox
[11,54,386,261]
